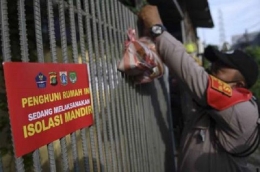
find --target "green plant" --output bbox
[245,46,260,97]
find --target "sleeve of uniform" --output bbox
[155,32,208,106]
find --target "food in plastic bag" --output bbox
[117,29,164,84]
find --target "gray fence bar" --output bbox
[47,0,57,62]
[68,0,80,171]
[46,0,58,171]
[60,138,70,172]
[18,0,29,62]
[90,0,111,171]
[118,7,131,172]
[32,150,42,172]
[34,0,44,62]
[98,1,120,172]
[33,0,43,162]
[1,0,11,62]
[58,1,70,171]
[58,0,69,63]
[1,0,25,171]
[0,0,176,171]
[85,0,106,171]
[76,0,91,171]
[83,0,100,171]
[92,0,111,171]
[113,2,126,172]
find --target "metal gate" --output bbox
[0,0,175,171]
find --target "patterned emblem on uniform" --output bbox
[49,72,57,86]
[59,71,68,85]
[35,72,47,88]
[210,75,232,96]
[69,71,77,83]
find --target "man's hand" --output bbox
[138,5,163,29]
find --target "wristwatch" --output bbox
[150,24,167,38]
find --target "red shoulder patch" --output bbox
[207,75,252,110]
[210,75,232,97]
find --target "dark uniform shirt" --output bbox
[155,32,259,172]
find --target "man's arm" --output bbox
[155,32,208,105]
[139,5,209,106]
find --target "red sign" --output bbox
[3,62,93,157]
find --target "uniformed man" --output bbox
[139,5,259,172]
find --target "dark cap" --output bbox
[204,46,259,88]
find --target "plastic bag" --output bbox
[117,29,164,84]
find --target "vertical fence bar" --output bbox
[104,1,130,171]
[75,0,91,171]
[155,109,160,172]
[149,96,157,172]
[46,0,58,171]
[57,1,70,171]
[75,0,85,64]
[34,0,44,62]
[90,0,112,171]
[1,0,24,171]
[146,95,152,172]
[140,93,148,172]
[83,2,100,172]
[83,0,105,171]
[139,87,149,172]
[111,1,135,171]
[18,0,29,62]
[110,8,123,172]
[96,0,116,170]
[119,5,140,171]
[147,96,155,172]
[33,0,44,170]
[105,1,130,171]
[153,104,161,172]
[68,0,80,171]
[98,0,122,172]
[116,3,130,171]
[116,3,133,171]
[148,94,157,171]
[47,143,56,172]
[167,72,177,172]
[68,0,78,63]
[79,128,91,172]
[32,150,42,172]
[131,85,142,172]
[144,94,152,171]
[71,132,79,172]
[121,6,136,171]
[59,137,69,172]
[142,93,148,172]
[128,9,143,172]
[119,64,132,172]
[136,18,147,172]
[132,9,149,171]
[0,0,11,62]
[113,1,134,172]
[58,0,68,63]
[136,88,146,172]
[47,0,57,62]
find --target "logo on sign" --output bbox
[59,71,68,85]
[49,72,58,86]
[69,71,77,83]
[35,72,47,88]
